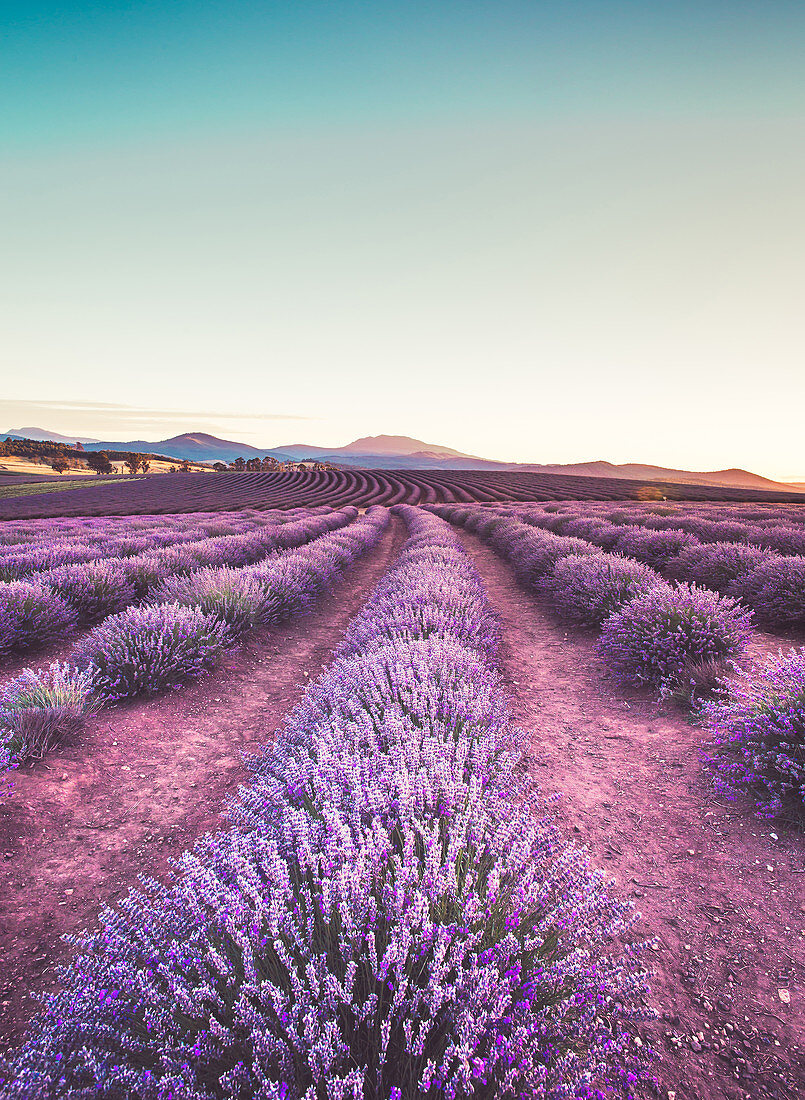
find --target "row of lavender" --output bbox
[2,505,651,1099]
[507,503,805,630]
[534,500,805,547]
[0,506,333,549]
[432,506,805,822]
[0,510,320,581]
[0,509,385,768]
[0,509,346,663]
[427,506,752,697]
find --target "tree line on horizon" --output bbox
[1,437,335,478]
[213,456,335,473]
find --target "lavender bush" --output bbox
[40,562,136,625]
[579,522,624,550]
[0,582,77,656]
[749,524,805,556]
[729,556,805,630]
[117,551,173,599]
[0,663,98,761]
[544,553,668,627]
[501,527,598,589]
[247,556,323,621]
[702,648,805,820]
[77,603,230,702]
[598,583,753,695]
[612,528,697,571]
[5,787,648,1099]
[670,541,770,593]
[339,552,499,660]
[151,566,282,639]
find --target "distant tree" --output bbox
[75,442,85,452]
[180,459,191,472]
[246,457,261,471]
[124,453,144,475]
[213,462,227,472]
[51,458,70,474]
[260,456,279,470]
[140,460,151,473]
[86,451,113,475]
[169,466,177,473]
[232,457,246,472]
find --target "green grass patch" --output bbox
[0,478,131,500]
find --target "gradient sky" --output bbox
[2,1,804,476]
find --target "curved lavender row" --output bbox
[427,505,753,699]
[3,466,803,521]
[507,508,805,818]
[505,504,805,631]
[0,509,388,763]
[73,507,389,703]
[527,500,805,553]
[0,508,319,581]
[1,506,652,1098]
[0,510,353,661]
[0,507,334,553]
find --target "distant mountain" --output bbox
[83,433,282,464]
[272,435,486,462]
[6,427,100,444]
[340,435,476,458]
[78,432,489,467]
[305,450,508,471]
[523,461,793,492]
[7,428,798,491]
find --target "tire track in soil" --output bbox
[458,528,805,1100]
[0,516,404,1054]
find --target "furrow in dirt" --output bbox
[458,528,805,1100]
[0,517,403,1053]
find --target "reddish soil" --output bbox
[0,518,403,1055]
[459,529,805,1100]
[0,635,86,685]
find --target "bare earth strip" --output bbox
[457,528,805,1100]
[0,516,403,1054]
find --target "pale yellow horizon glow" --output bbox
[3,116,804,482]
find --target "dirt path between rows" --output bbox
[0,517,403,1054]
[459,529,805,1100]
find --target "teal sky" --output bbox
[2,2,804,476]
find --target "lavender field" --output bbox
[0,500,803,1098]
[6,0,804,1093]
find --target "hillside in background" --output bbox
[4,428,798,491]
[6,427,101,444]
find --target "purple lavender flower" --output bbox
[0,663,98,762]
[702,647,805,820]
[670,541,771,593]
[0,581,77,656]
[598,582,753,694]
[612,527,698,572]
[729,556,805,630]
[544,552,668,626]
[39,562,136,626]
[76,603,230,702]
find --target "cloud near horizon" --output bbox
[1,399,319,440]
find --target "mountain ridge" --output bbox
[3,428,797,491]
[6,426,101,445]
